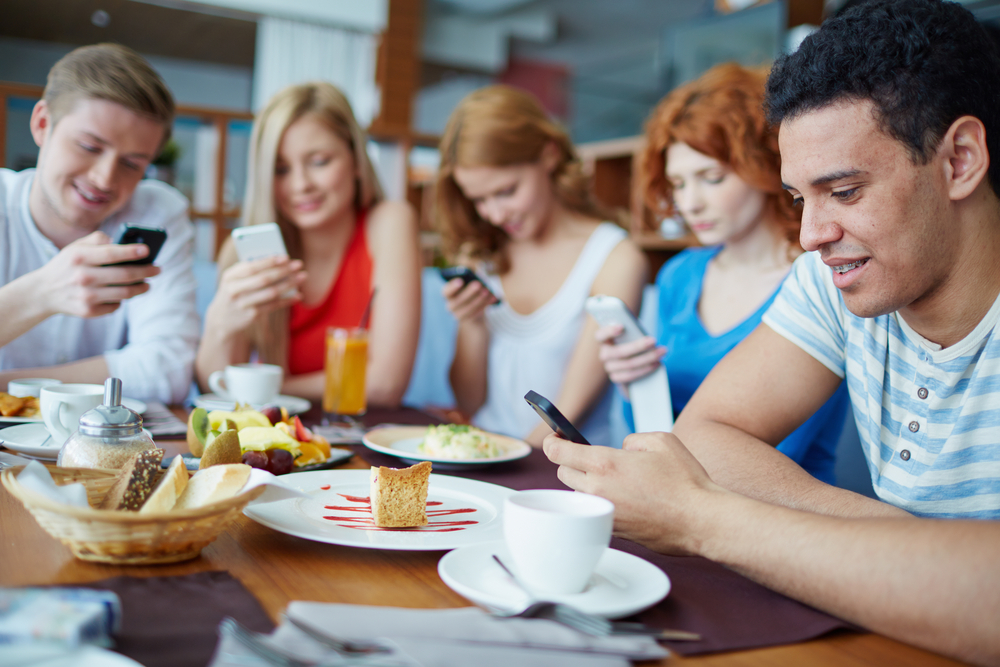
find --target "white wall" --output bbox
[0,37,253,110]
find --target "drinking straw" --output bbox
[358,288,376,329]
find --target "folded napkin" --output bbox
[15,460,89,507]
[140,402,189,437]
[210,603,667,667]
[0,587,121,648]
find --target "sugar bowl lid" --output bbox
[78,378,143,437]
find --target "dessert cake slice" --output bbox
[369,461,432,528]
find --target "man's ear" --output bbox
[29,100,52,149]
[942,115,990,201]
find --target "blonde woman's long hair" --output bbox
[228,81,384,368]
[436,85,616,274]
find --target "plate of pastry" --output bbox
[363,425,531,469]
[244,467,514,550]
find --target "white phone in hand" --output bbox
[585,295,674,433]
[231,222,289,262]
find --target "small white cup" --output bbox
[7,378,62,398]
[40,383,104,446]
[503,490,614,595]
[208,363,283,405]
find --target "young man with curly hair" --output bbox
[544,1,1000,662]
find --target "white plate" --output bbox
[438,540,671,619]
[0,422,155,460]
[193,393,311,415]
[244,469,514,551]
[0,397,147,424]
[363,426,531,469]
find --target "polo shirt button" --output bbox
[917,387,928,399]
[900,449,911,461]
[909,421,919,433]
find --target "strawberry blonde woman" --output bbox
[436,85,648,447]
[196,82,421,406]
[597,64,848,481]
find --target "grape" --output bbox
[242,451,268,469]
[265,448,294,475]
[260,406,282,425]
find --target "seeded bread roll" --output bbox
[99,449,165,511]
[370,461,432,528]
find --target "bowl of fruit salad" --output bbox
[186,404,347,474]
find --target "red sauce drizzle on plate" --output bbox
[322,494,479,532]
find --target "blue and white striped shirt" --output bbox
[763,251,1000,519]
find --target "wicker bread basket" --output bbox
[1,465,265,565]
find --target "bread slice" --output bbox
[99,449,165,511]
[174,464,251,510]
[369,461,432,528]
[139,455,189,513]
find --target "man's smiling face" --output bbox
[30,97,164,244]
[780,98,955,319]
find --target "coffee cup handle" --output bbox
[208,371,230,399]
[42,401,74,446]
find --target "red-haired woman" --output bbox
[598,63,848,481]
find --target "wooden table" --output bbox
[0,417,965,667]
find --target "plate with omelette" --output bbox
[363,424,531,469]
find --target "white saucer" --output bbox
[438,540,670,619]
[0,423,60,459]
[0,422,154,460]
[193,393,311,415]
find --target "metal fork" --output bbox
[284,614,391,656]
[221,617,314,667]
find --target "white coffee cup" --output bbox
[208,363,283,405]
[503,489,614,595]
[40,383,104,446]
[7,378,62,398]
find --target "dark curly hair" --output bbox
[766,0,1000,195]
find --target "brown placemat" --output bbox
[350,443,859,655]
[75,571,273,667]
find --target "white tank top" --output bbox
[473,222,626,443]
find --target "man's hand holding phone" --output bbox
[33,230,161,319]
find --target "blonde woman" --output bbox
[196,82,420,406]
[436,85,648,447]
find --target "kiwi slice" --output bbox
[186,407,210,457]
[199,429,242,469]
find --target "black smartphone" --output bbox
[523,390,591,445]
[109,226,167,266]
[439,266,501,304]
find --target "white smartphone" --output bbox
[231,222,289,262]
[585,294,674,433]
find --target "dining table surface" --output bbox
[0,404,967,667]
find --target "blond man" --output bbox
[0,44,198,403]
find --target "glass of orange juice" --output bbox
[323,327,368,422]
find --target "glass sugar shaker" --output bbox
[57,378,156,469]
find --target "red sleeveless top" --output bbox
[288,212,372,375]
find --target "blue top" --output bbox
[627,246,849,484]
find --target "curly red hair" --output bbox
[641,63,800,246]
